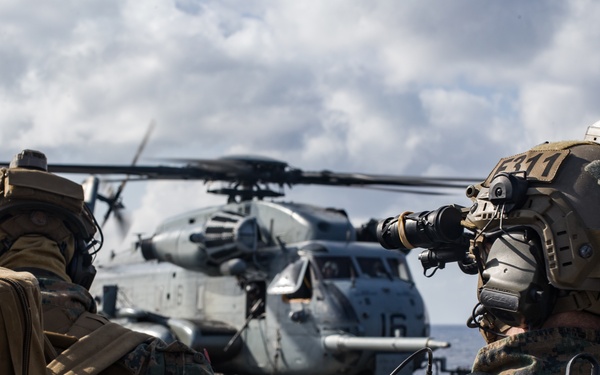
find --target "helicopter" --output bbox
[40,154,480,375]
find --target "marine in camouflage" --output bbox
[40,275,214,374]
[465,137,600,374]
[0,150,215,374]
[470,327,600,375]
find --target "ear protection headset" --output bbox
[65,205,100,290]
[478,229,556,329]
[474,171,556,329]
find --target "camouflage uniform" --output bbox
[39,276,214,374]
[470,328,600,375]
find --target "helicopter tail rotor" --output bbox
[97,120,155,237]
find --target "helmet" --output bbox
[0,149,98,288]
[321,261,339,278]
[465,140,600,331]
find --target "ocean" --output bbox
[412,324,486,374]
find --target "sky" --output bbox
[1,0,599,325]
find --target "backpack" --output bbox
[0,266,152,375]
[0,267,47,375]
[46,321,151,375]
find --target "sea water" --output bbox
[411,324,486,374]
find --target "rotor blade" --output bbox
[37,163,482,188]
[95,177,463,196]
[44,164,232,180]
[154,155,288,175]
[131,120,156,166]
[0,152,484,194]
[350,185,456,195]
[113,209,132,239]
[102,120,155,228]
[294,170,481,189]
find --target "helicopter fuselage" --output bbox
[91,200,436,375]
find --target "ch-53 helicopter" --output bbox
[42,153,479,375]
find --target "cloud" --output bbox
[1,0,600,326]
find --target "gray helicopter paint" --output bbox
[93,240,432,374]
[90,199,447,375]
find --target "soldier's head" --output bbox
[465,137,600,337]
[0,149,99,289]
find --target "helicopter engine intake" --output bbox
[140,210,258,272]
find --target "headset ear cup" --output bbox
[479,230,556,329]
[488,172,528,212]
[67,240,97,290]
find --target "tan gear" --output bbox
[1,166,84,213]
[0,165,96,244]
[47,322,151,375]
[0,265,151,375]
[0,235,74,282]
[0,267,47,375]
[0,150,99,289]
[466,141,600,328]
[0,213,75,260]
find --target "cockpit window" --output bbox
[386,258,412,282]
[314,256,355,279]
[267,258,309,295]
[357,257,391,279]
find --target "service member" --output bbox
[0,149,214,374]
[462,129,600,374]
